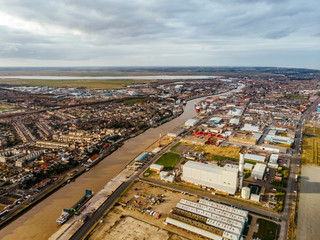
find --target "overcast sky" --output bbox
[0,0,319,68]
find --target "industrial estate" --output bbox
[0,67,320,240]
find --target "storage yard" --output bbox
[87,181,279,240]
[88,181,201,240]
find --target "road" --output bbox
[279,96,320,240]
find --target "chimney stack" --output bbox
[239,153,245,189]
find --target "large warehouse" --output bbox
[165,198,248,240]
[182,161,239,194]
[185,118,200,127]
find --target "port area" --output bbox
[49,168,135,240]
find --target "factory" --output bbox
[165,198,248,240]
[185,118,200,127]
[251,163,267,180]
[182,161,239,194]
[264,134,294,145]
[167,127,185,138]
[243,153,266,163]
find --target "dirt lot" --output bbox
[98,216,171,240]
[172,143,195,154]
[89,181,206,240]
[194,145,240,159]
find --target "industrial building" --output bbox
[149,163,164,173]
[251,163,267,180]
[181,136,207,146]
[209,117,222,124]
[165,198,248,240]
[269,153,279,163]
[182,161,239,194]
[244,153,266,163]
[264,135,294,145]
[167,127,185,138]
[185,118,200,127]
[228,109,243,116]
[229,118,240,126]
[240,124,261,133]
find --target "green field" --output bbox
[256,218,279,240]
[212,155,239,162]
[155,152,180,170]
[301,121,320,166]
[0,104,15,111]
[0,78,154,89]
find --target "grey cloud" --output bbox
[0,0,318,67]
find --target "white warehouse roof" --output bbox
[185,118,200,127]
[244,153,266,162]
[228,109,243,116]
[251,163,266,180]
[269,153,279,163]
[150,163,164,171]
[241,124,261,133]
[244,163,254,170]
[229,118,240,125]
[209,117,222,123]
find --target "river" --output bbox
[0,84,243,240]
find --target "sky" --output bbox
[0,0,319,68]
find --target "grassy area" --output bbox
[279,132,288,137]
[170,142,182,152]
[122,98,148,105]
[244,170,251,179]
[244,160,257,165]
[0,104,15,111]
[194,145,240,159]
[212,155,239,162]
[0,78,154,89]
[143,169,155,178]
[155,152,180,170]
[275,142,293,148]
[256,218,279,240]
[301,121,320,166]
[285,94,309,99]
